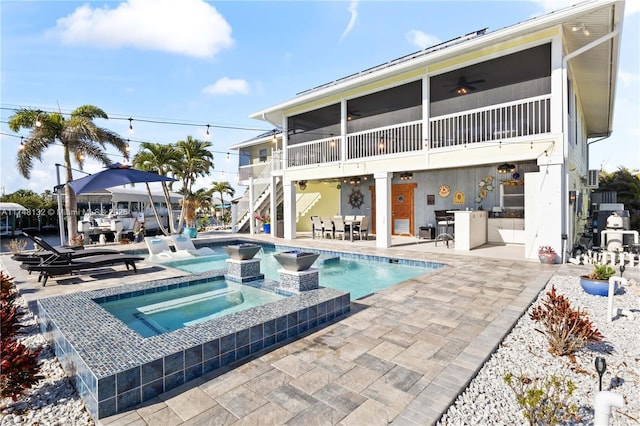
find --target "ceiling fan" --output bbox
[447,76,485,95]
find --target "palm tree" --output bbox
[210,181,235,224]
[132,142,182,235]
[173,136,214,230]
[8,105,129,241]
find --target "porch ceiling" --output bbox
[562,4,623,138]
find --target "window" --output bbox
[259,148,268,163]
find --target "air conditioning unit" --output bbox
[587,169,599,188]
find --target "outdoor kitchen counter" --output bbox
[453,210,487,251]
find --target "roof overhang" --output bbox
[250,0,624,136]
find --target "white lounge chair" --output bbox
[170,234,217,256]
[144,236,192,260]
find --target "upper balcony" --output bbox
[285,93,551,169]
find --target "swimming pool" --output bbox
[100,278,287,337]
[163,245,435,300]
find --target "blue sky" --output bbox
[1,0,638,197]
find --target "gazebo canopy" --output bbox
[0,202,28,212]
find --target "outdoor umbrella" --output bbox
[67,163,176,194]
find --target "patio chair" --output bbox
[310,216,323,239]
[352,216,370,241]
[333,216,347,241]
[20,252,144,286]
[170,234,217,256]
[144,236,191,260]
[13,234,119,265]
[320,217,334,239]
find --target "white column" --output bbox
[249,176,255,234]
[270,174,277,237]
[341,99,347,162]
[422,74,430,162]
[374,171,392,248]
[230,201,238,233]
[283,180,296,240]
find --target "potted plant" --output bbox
[580,264,618,296]
[183,197,199,238]
[255,214,271,234]
[538,246,556,264]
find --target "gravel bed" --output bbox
[439,275,640,426]
[1,275,639,425]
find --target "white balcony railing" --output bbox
[287,136,341,167]
[346,121,422,160]
[238,161,270,182]
[429,95,551,149]
[279,96,550,168]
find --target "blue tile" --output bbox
[185,363,203,382]
[98,375,116,401]
[250,340,264,354]
[263,319,276,337]
[220,351,236,367]
[164,371,185,391]
[203,339,220,360]
[185,345,202,368]
[164,352,184,375]
[142,378,164,400]
[236,329,250,347]
[98,397,117,419]
[141,359,163,384]
[275,316,287,332]
[116,367,140,395]
[250,324,263,343]
[299,308,309,322]
[203,356,220,373]
[220,334,235,354]
[287,312,298,328]
[117,387,141,411]
[236,344,250,360]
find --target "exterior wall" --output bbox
[295,182,340,232]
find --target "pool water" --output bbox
[164,246,433,300]
[100,279,286,337]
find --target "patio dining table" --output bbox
[344,218,361,242]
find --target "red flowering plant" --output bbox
[254,214,270,225]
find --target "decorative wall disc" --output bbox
[438,184,451,197]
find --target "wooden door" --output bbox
[369,183,417,236]
[392,183,417,235]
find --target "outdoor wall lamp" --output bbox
[399,172,413,180]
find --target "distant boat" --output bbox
[73,188,182,242]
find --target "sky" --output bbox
[1,0,638,198]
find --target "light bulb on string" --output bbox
[19,136,25,151]
[205,124,210,138]
[226,152,230,162]
[128,117,134,134]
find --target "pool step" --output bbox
[317,255,340,265]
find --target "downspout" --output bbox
[562,25,619,262]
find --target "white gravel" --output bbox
[1,275,639,425]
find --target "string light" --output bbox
[226,152,230,162]
[128,117,133,133]
[205,124,210,138]
[19,136,25,151]
[35,110,42,128]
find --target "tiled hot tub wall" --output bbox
[37,271,350,420]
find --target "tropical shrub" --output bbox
[0,272,43,401]
[504,372,578,425]
[530,286,604,356]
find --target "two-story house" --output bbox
[229,0,625,260]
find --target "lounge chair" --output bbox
[13,234,119,265]
[352,216,370,241]
[144,236,192,260]
[170,234,216,256]
[20,253,144,286]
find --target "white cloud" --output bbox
[617,69,638,88]
[202,78,250,96]
[47,0,234,59]
[406,30,440,50]
[339,0,359,42]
